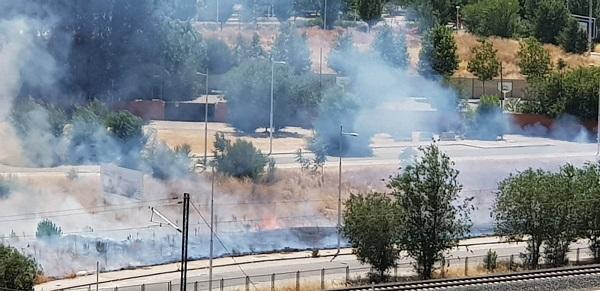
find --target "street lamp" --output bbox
[456,5,460,30]
[332,124,358,261]
[269,60,286,155]
[196,69,210,166]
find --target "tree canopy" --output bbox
[418,25,459,78]
[517,38,552,80]
[372,25,409,69]
[0,245,39,290]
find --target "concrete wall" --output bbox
[117,100,165,120]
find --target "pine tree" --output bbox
[329,32,357,75]
[418,25,459,78]
[271,23,312,74]
[358,0,384,30]
[372,25,409,69]
[534,0,569,44]
[559,17,589,54]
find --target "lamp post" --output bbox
[196,69,210,166]
[269,60,286,155]
[208,163,215,290]
[589,0,593,55]
[324,0,328,30]
[456,5,460,30]
[332,125,358,261]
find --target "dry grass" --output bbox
[433,260,517,279]
[229,281,345,291]
[454,31,600,79]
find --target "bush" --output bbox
[484,249,498,271]
[462,0,519,38]
[559,17,588,54]
[213,133,268,180]
[0,245,39,290]
[466,95,505,140]
[35,219,62,240]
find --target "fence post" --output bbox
[441,257,446,278]
[271,273,275,291]
[114,287,118,291]
[296,271,300,291]
[141,284,145,291]
[321,268,325,290]
[509,255,514,271]
[577,248,580,265]
[393,265,397,280]
[245,276,250,291]
[464,256,469,276]
[346,266,350,284]
[220,278,224,291]
[167,282,172,291]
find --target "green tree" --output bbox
[358,0,384,30]
[533,0,569,44]
[105,111,144,142]
[517,38,552,80]
[329,32,357,75]
[493,167,577,269]
[342,193,401,281]
[572,162,600,262]
[467,39,500,94]
[321,0,342,29]
[389,143,472,280]
[213,133,269,180]
[462,0,520,38]
[0,245,39,290]
[274,0,294,22]
[36,219,62,240]
[372,25,409,69]
[206,38,236,74]
[559,17,589,54]
[271,23,312,74]
[418,25,459,78]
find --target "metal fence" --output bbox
[61,246,599,291]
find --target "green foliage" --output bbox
[0,245,39,290]
[358,0,384,29]
[224,59,320,132]
[484,249,498,271]
[206,38,235,74]
[271,23,312,75]
[372,25,409,69]
[533,0,569,44]
[388,143,472,279]
[274,0,294,22]
[105,111,144,142]
[145,142,192,180]
[213,133,269,180]
[342,193,401,281]
[462,0,520,38]
[478,95,501,114]
[467,39,500,86]
[525,66,600,120]
[321,0,342,29]
[571,162,600,262]
[418,25,459,78]
[493,166,578,268]
[329,32,358,75]
[36,219,62,240]
[517,38,552,80]
[559,17,589,54]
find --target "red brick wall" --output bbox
[120,100,165,120]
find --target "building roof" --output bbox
[179,94,226,104]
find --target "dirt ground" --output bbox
[146,121,313,154]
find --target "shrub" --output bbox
[35,219,62,240]
[484,249,498,272]
[213,133,268,180]
[0,245,39,290]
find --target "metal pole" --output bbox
[216,0,220,26]
[597,82,600,156]
[209,167,215,290]
[323,0,328,30]
[96,261,99,291]
[337,125,343,255]
[180,193,190,291]
[456,6,460,29]
[590,0,594,54]
[204,68,209,166]
[270,61,275,155]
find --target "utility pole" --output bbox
[324,0,328,30]
[590,0,594,55]
[180,193,190,291]
[208,166,215,290]
[96,261,99,291]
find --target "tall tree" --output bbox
[517,38,552,80]
[271,23,312,74]
[559,17,589,54]
[389,143,473,280]
[462,0,519,38]
[372,25,409,69]
[573,162,600,262]
[534,0,569,44]
[358,0,384,30]
[329,32,358,75]
[343,193,401,281]
[418,25,459,78]
[467,39,500,94]
[322,0,342,29]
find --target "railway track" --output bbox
[328,264,600,291]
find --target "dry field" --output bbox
[146,120,313,154]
